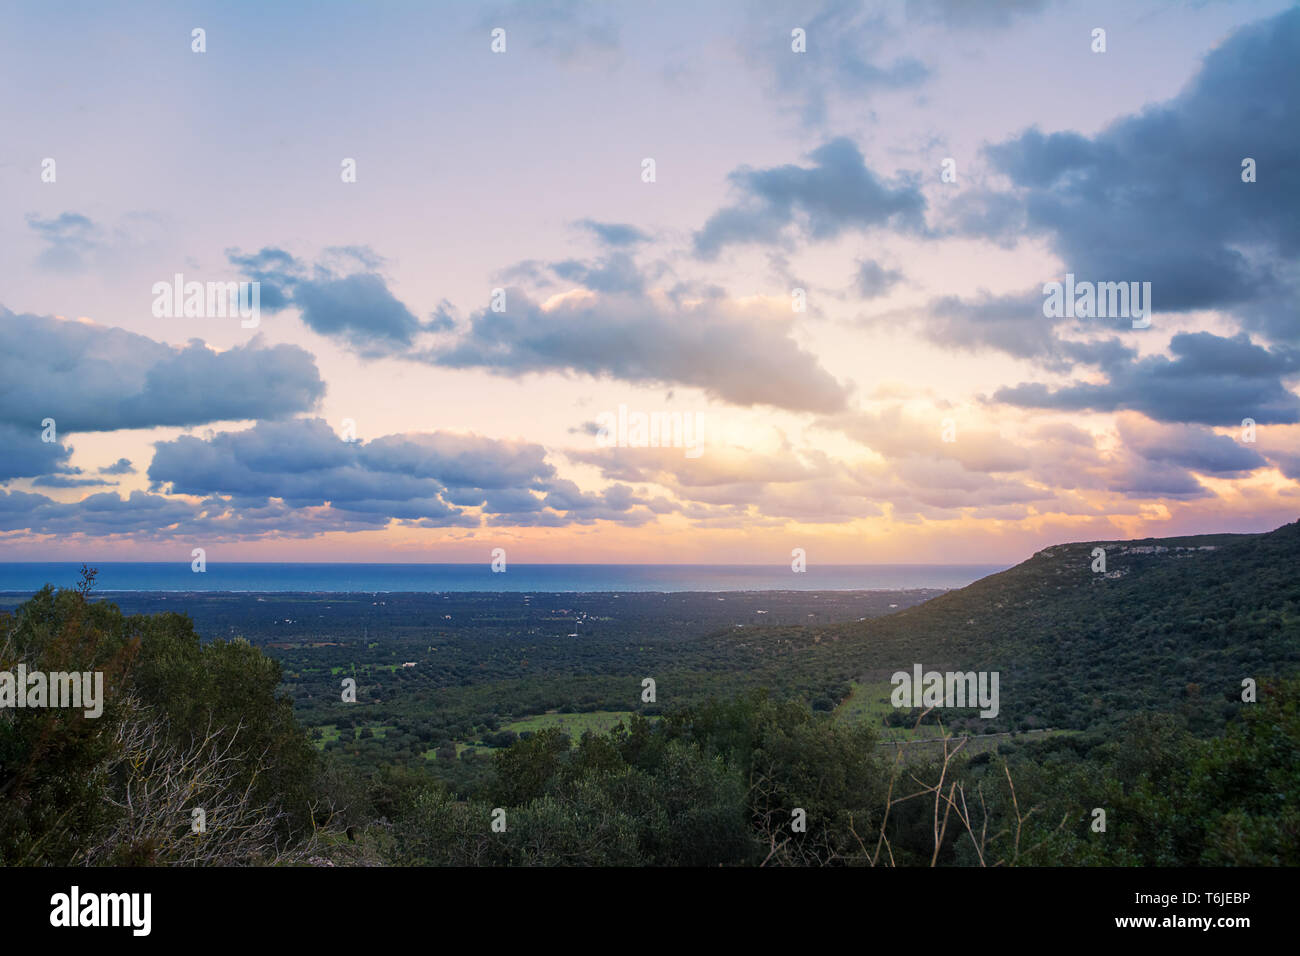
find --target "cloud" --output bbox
[25,211,162,275]
[99,458,136,475]
[566,434,1065,522]
[911,291,1056,361]
[964,8,1300,337]
[0,423,72,481]
[231,239,846,413]
[944,290,1135,366]
[0,309,325,433]
[905,0,1051,29]
[547,252,646,294]
[292,273,425,350]
[508,478,658,527]
[868,289,1138,375]
[31,474,114,488]
[1117,414,1267,477]
[364,430,557,492]
[575,219,651,247]
[820,403,1274,512]
[993,332,1300,426]
[566,443,823,489]
[1110,460,1210,501]
[0,487,396,540]
[0,489,199,537]
[142,418,655,533]
[853,259,903,299]
[694,138,927,258]
[743,0,929,125]
[821,405,1032,473]
[888,456,1045,510]
[26,212,103,273]
[426,285,850,413]
[228,247,430,351]
[479,0,620,67]
[1238,424,1300,481]
[225,247,297,310]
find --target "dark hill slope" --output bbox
[803,520,1300,733]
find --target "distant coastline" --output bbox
[0,562,1007,594]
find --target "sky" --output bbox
[1,0,1298,565]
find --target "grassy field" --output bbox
[427,710,643,761]
[835,680,919,741]
[313,723,395,748]
[499,709,639,738]
[834,681,1078,756]
[881,728,1079,762]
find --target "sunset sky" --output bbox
[2,0,1297,564]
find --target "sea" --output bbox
[0,562,1007,594]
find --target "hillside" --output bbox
[804,520,1300,735]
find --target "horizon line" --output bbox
[0,560,1011,568]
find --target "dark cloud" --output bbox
[1244,424,1300,481]
[0,489,199,536]
[1110,460,1210,501]
[147,419,435,509]
[427,300,458,332]
[363,431,556,490]
[228,246,430,351]
[887,290,1138,372]
[0,423,72,481]
[694,138,927,258]
[910,14,1300,428]
[0,309,325,432]
[293,273,424,350]
[1263,448,1300,481]
[99,458,136,475]
[1118,416,1267,477]
[965,8,1300,336]
[992,332,1300,426]
[225,247,297,310]
[144,418,653,533]
[0,487,396,539]
[496,478,657,527]
[32,474,114,488]
[575,219,650,247]
[853,259,903,299]
[548,252,646,294]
